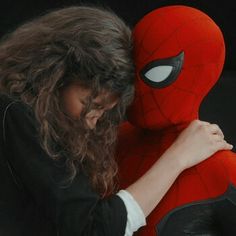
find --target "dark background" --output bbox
[1,0,236,148]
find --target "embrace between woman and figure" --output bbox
[0,4,234,236]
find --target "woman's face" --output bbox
[60,82,118,129]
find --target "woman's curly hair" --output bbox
[0,6,134,195]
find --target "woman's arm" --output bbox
[1,96,232,235]
[126,120,232,217]
[1,97,127,236]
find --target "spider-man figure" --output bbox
[117,6,236,235]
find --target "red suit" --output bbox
[117,6,236,235]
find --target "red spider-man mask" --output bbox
[128,5,225,130]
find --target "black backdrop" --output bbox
[1,0,236,69]
[1,0,236,148]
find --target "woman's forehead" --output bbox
[93,90,119,105]
[71,82,119,105]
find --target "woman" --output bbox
[0,5,232,236]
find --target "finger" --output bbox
[209,124,224,138]
[198,120,211,126]
[213,134,225,142]
[215,140,233,151]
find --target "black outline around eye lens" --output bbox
[140,51,184,88]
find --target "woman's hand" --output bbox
[126,119,233,218]
[167,119,233,170]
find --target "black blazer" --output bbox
[0,94,127,236]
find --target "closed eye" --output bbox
[91,103,104,110]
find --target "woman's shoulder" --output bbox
[0,93,25,108]
[0,93,35,128]
[0,93,16,109]
[0,93,32,114]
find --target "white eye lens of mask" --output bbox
[144,65,173,83]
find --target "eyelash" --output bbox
[86,104,104,111]
[95,105,104,110]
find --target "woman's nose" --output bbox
[86,109,105,129]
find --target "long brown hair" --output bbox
[0,6,134,195]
